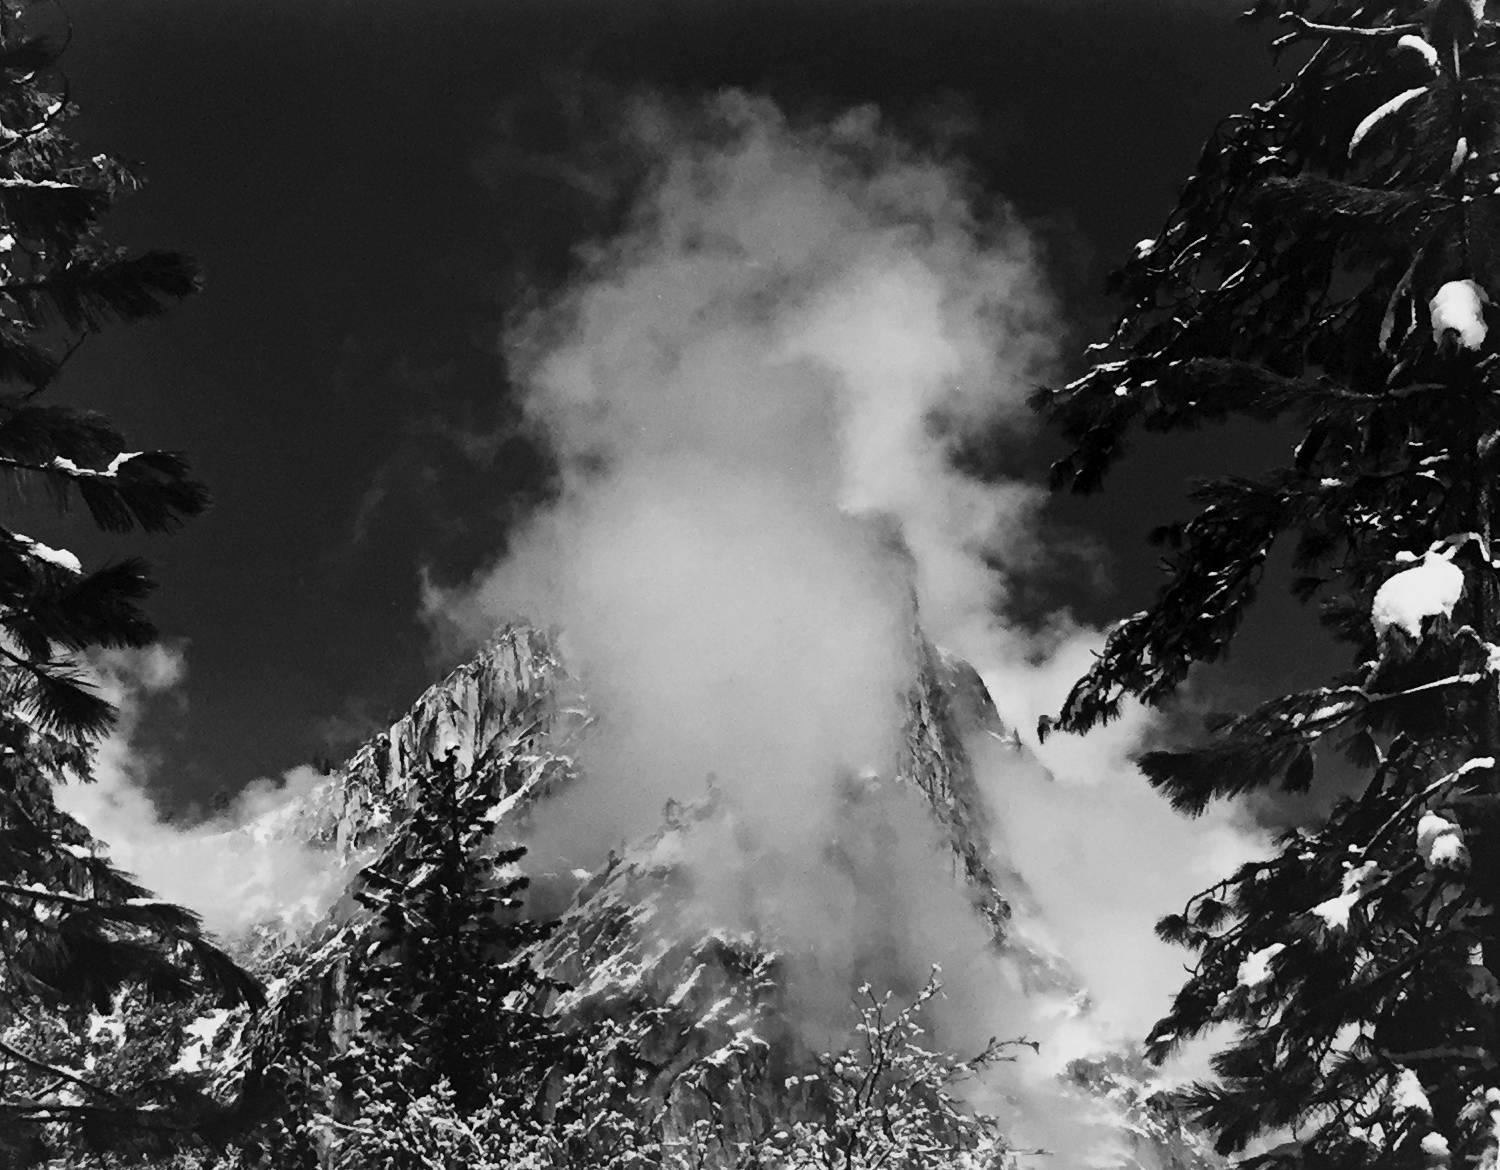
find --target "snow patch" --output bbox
[1348,86,1428,156]
[1312,892,1358,931]
[86,1011,125,1049]
[14,532,81,574]
[1430,279,1490,350]
[1372,550,1464,639]
[1393,1067,1432,1116]
[1311,861,1381,931]
[1396,35,1439,70]
[171,1008,231,1074]
[1428,832,1470,870]
[49,452,138,479]
[1420,1132,1451,1162]
[1237,942,1285,989]
[1450,137,1470,177]
[1417,812,1469,870]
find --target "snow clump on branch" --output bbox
[1416,811,1469,871]
[1237,943,1285,989]
[1392,1067,1432,1117]
[1310,860,1381,932]
[1429,279,1489,350]
[1348,86,1428,157]
[13,532,81,574]
[1371,549,1464,640]
[1395,34,1440,71]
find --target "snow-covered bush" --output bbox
[286,972,1019,1170]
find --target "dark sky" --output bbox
[48,0,1313,812]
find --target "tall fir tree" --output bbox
[1037,1,1500,1166]
[0,0,260,1163]
[305,747,556,1169]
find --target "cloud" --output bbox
[53,645,346,940]
[425,94,1058,846]
[422,86,1267,1152]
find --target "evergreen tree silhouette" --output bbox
[1041,2,1500,1165]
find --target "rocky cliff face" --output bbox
[194,625,1216,1169]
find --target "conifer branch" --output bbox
[1359,756,1494,854]
[1376,1045,1488,1063]
[0,1101,198,1131]
[1272,13,1422,48]
[0,76,67,159]
[0,1036,118,1102]
[0,876,89,902]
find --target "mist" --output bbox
[53,645,346,940]
[420,86,1268,1161]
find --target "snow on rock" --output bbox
[14,532,81,574]
[1372,550,1464,640]
[1349,86,1429,156]
[1394,1067,1433,1116]
[86,1010,126,1049]
[1420,1132,1451,1163]
[1417,811,1469,870]
[171,1008,232,1074]
[105,451,140,475]
[1237,943,1286,989]
[1133,238,1157,259]
[1430,279,1490,350]
[1397,34,1440,69]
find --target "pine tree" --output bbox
[1036,2,1500,1166]
[323,747,556,1167]
[0,0,260,1163]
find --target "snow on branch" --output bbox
[1361,757,1493,854]
[1396,34,1440,70]
[12,531,79,573]
[1272,13,1423,50]
[1372,549,1464,640]
[1429,279,1489,350]
[1416,812,1468,869]
[1348,87,1429,157]
[1310,860,1383,931]
[1237,942,1286,989]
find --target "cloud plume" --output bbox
[53,645,346,940]
[426,85,1267,1094]
[427,92,1054,847]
